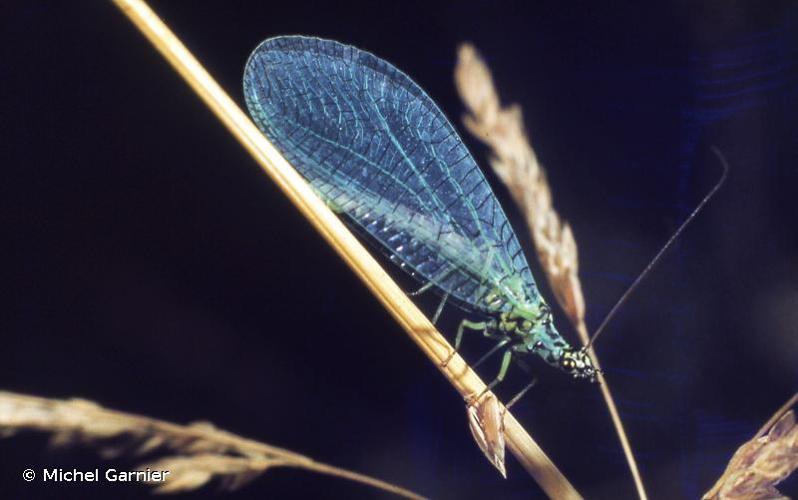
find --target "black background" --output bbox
[2,1,798,499]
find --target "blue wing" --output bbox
[243,36,540,313]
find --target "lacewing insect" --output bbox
[242,36,597,387]
[241,36,730,486]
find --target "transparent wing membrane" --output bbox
[243,36,540,313]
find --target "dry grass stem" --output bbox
[111,1,581,498]
[455,43,647,499]
[0,391,422,498]
[703,392,798,500]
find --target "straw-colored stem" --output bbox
[576,324,647,500]
[110,1,580,498]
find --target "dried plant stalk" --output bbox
[455,43,647,499]
[110,1,581,498]
[703,392,798,500]
[0,391,422,497]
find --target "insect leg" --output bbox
[430,292,449,325]
[441,319,492,367]
[407,280,435,297]
[488,349,513,392]
[505,378,537,411]
[408,262,460,297]
[407,283,448,324]
[472,336,511,369]
[472,349,513,404]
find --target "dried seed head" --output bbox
[704,409,798,499]
[466,393,507,478]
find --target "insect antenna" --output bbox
[585,146,730,350]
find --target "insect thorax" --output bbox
[484,287,580,372]
[498,304,568,361]
[484,288,557,342]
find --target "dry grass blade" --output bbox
[110,1,581,498]
[703,392,798,500]
[454,43,648,499]
[0,391,423,498]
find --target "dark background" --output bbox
[2,1,797,499]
